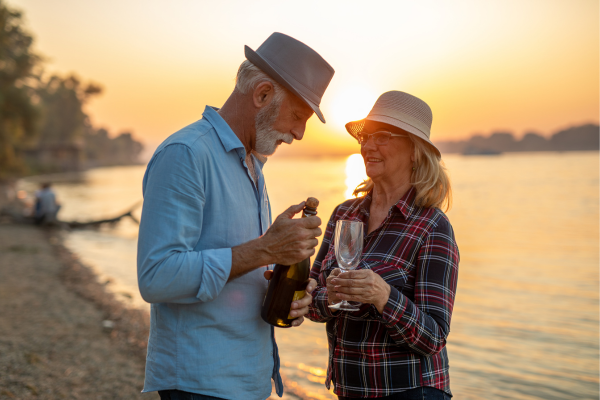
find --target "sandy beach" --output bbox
[0,222,152,399]
[0,221,305,400]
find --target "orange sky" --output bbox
[9,0,600,158]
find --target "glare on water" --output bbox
[20,152,599,400]
[344,154,368,199]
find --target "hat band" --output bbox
[368,108,430,138]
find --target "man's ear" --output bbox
[252,81,275,110]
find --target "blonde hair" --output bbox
[353,135,452,212]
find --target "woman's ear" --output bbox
[252,81,275,109]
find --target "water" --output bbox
[19,152,599,399]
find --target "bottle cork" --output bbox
[305,197,319,209]
[304,197,319,216]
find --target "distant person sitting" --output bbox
[34,183,60,225]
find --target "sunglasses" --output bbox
[357,131,409,146]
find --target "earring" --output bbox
[412,163,416,171]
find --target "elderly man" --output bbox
[137,33,334,400]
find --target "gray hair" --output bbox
[236,60,286,104]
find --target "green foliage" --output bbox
[0,2,143,177]
[0,0,40,179]
[37,74,102,145]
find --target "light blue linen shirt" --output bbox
[137,106,282,399]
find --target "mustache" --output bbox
[278,133,294,145]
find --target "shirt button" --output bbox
[270,351,273,356]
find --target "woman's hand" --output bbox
[326,268,343,307]
[331,270,391,314]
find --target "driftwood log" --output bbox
[0,202,141,229]
[64,207,140,229]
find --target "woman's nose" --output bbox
[362,135,378,150]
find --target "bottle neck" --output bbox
[302,208,317,218]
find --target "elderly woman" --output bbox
[307,91,459,400]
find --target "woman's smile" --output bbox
[365,157,383,164]
[364,155,385,174]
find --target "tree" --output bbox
[0,0,40,179]
[0,2,142,176]
[37,74,102,145]
[83,127,144,167]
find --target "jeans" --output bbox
[158,390,226,400]
[338,386,451,400]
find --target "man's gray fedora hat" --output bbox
[345,90,441,157]
[245,32,335,123]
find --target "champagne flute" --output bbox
[328,220,363,312]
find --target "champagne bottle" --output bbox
[261,197,319,328]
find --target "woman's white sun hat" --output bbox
[345,90,441,157]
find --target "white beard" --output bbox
[255,128,293,156]
[254,97,294,156]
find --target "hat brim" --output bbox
[346,115,441,157]
[244,46,326,123]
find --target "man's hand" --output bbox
[331,269,391,314]
[261,202,322,265]
[289,278,316,327]
[264,271,316,327]
[230,202,321,281]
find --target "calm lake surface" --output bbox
[20,152,599,400]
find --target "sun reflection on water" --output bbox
[297,362,327,377]
[345,153,368,199]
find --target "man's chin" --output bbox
[255,145,277,158]
[257,140,290,157]
[265,144,281,157]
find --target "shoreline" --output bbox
[0,222,151,399]
[55,231,151,365]
[0,222,309,400]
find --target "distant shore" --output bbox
[434,123,599,155]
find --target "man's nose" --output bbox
[291,124,305,141]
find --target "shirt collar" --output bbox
[358,192,373,217]
[395,186,417,219]
[358,186,417,220]
[202,106,244,153]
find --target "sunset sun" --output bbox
[329,84,378,128]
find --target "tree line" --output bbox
[435,124,599,155]
[0,1,143,180]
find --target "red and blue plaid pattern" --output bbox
[307,187,459,397]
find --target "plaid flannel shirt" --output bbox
[307,187,459,398]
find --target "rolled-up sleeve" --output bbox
[137,144,232,304]
[375,216,459,356]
